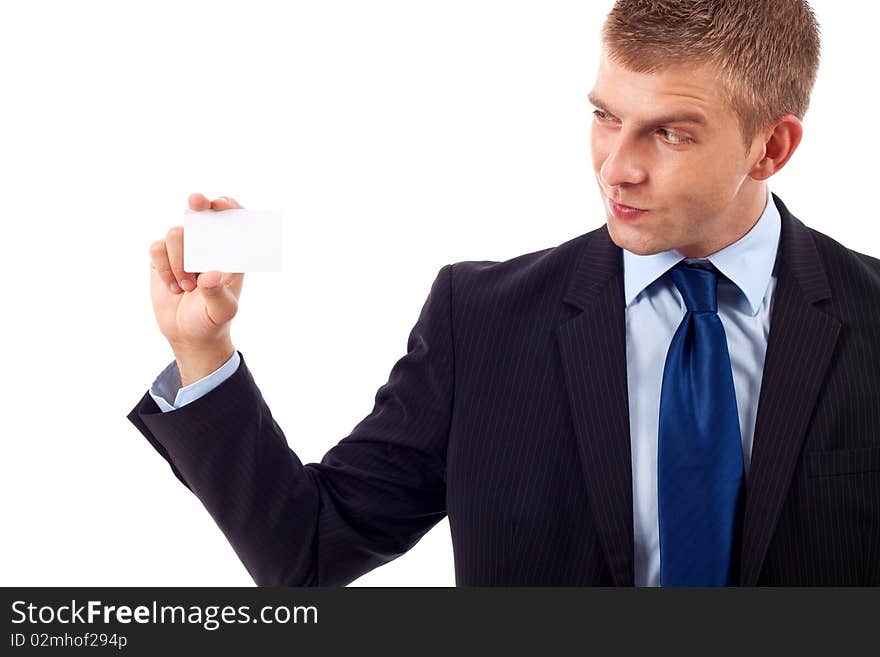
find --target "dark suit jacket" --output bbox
[127,192,880,586]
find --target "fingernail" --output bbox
[180,279,195,292]
[169,281,182,294]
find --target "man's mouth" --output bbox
[608,196,650,220]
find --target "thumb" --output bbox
[197,271,238,325]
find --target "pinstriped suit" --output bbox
[127,192,880,585]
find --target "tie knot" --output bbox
[670,260,719,313]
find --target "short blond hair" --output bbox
[601,0,821,153]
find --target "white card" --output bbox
[183,209,283,273]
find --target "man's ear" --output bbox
[749,115,803,181]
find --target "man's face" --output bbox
[589,52,767,257]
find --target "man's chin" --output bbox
[605,220,663,255]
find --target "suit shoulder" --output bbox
[806,227,880,325]
[808,226,880,289]
[447,226,603,303]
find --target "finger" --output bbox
[198,271,239,326]
[198,271,223,289]
[149,239,180,294]
[188,193,211,211]
[211,196,243,211]
[221,272,245,297]
[165,226,197,292]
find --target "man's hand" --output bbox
[148,193,246,386]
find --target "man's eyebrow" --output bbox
[587,92,708,127]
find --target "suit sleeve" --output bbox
[126,264,454,586]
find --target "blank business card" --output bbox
[183,209,283,273]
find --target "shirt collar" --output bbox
[622,185,781,317]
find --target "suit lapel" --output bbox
[556,226,634,586]
[739,193,841,585]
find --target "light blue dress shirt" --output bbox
[149,186,781,587]
[149,349,240,412]
[625,185,780,586]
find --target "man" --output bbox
[128,0,880,586]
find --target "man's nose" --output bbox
[600,136,648,188]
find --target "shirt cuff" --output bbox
[148,349,241,412]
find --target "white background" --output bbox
[1,0,877,586]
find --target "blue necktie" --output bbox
[658,260,745,586]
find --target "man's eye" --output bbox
[658,128,691,145]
